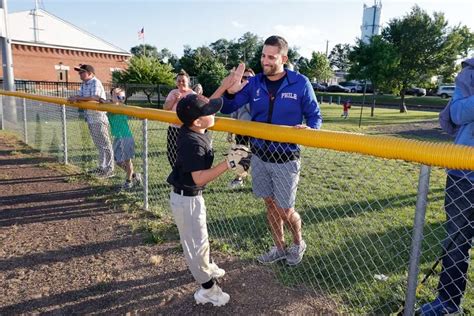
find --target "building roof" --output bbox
[8,9,131,56]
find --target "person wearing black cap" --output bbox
[68,64,114,177]
[166,94,250,306]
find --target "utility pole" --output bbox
[0,0,17,125]
[0,0,15,92]
[325,40,329,57]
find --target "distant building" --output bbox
[361,1,382,43]
[0,8,131,83]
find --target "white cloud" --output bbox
[231,21,245,28]
[273,24,327,58]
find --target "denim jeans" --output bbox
[438,174,473,306]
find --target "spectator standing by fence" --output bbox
[68,64,114,178]
[420,58,474,315]
[214,35,322,266]
[99,88,142,190]
[163,70,195,168]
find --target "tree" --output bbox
[328,43,352,72]
[210,38,233,67]
[382,5,474,112]
[237,32,261,64]
[197,61,228,96]
[248,43,264,73]
[130,44,159,59]
[211,33,263,70]
[112,55,175,103]
[158,48,179,68]
[298,51,333,82]
[176,45,228,95]
[348,36,400,95]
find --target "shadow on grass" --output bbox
[286,221,445,314]
[202,190,447,313]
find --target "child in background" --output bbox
[100,88,142,190]
[342,99,351,119]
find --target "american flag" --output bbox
[138,27,144,40]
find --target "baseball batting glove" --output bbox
[226,144,252,177]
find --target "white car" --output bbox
[437,85,455,98]
[344,84,363,93]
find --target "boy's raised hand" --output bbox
[227,63,249,94]
[220,63,247,94]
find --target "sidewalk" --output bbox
[0,133,330,314]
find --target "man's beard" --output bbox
[263,65,277,76]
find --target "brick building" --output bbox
[0,8,131,83]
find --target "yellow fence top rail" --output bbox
[2,90,474,170]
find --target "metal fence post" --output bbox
[157,84,161,108]
[0,95,4,130]
[142,118,149,211]
[61,104,68,164]
[403,165,431,316]
[319,95,323,104]
[337,96,341,105]
[22,98,28,143]
[329,96,332,104]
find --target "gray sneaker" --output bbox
[257,246,286,264]
[121,180,133,190]
[132,173,142,186]
[286,240,307,266]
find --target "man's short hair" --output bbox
[264,35,288,56]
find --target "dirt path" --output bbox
[0,133,332,314]
[369,120,453,142]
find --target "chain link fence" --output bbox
[0,92,472,314]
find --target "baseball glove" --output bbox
[226,144,252,177]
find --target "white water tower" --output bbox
[361,1,382,43]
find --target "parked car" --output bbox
[311,82,327,92]
[326,84,350,93]
[436,85,455,98]
[340,82,363,93]
[405,87,426,97]
[345,84,363,93]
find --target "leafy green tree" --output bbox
[348,36,400,94]
[158,48,179,68]
[328,43,352,72]
[130,44,160,59]
[197,61,228,96]
[113,55,175,103]
[248,43,264,73]
[238,32,262,64]
[382,5,474,112]
[210,38,233,67]
[176,45,228,95]
[298,51,333,82]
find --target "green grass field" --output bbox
[317,92,449,109]
[6,101,471,314]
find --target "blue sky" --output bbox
[9,0,474,58]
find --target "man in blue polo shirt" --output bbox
[212,35,322,266]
